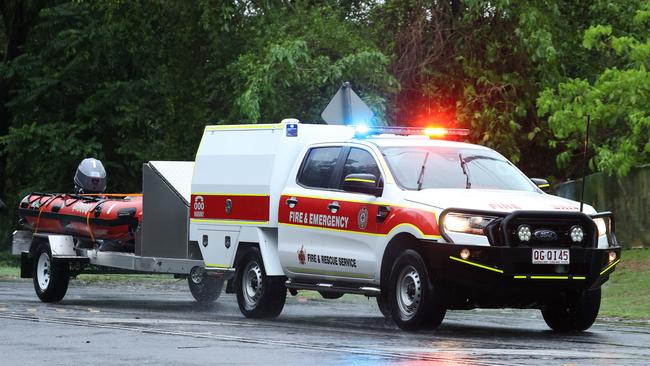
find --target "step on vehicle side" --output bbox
[189,120,620,331]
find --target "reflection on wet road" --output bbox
[1,280,648,365]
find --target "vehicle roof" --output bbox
[348,135,492,151]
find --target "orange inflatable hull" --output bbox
[19,193,142,242]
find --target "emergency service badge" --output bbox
[193,196,205,217]
[297,245,306,265]
[358,207,369,230]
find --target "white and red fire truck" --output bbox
[14,119,620,331]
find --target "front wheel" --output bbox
[376,292,392,319]
[389,249,446,331]
[235,247,286,318]
[542,289,601,332]
[33,242,69,303]
[188,267,224,303]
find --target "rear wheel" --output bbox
[542,289,601,332]
[389,249,446,330]
[33,242,69,303]
[236,247,286,318]
[188,266,224,303]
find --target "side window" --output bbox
[298,147,342,189]
[341,148,381,185]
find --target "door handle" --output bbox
[328,202,340,213]
[286,197,298,208]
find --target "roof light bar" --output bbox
[354,125,469,138]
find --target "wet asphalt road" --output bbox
[1,279,649,365]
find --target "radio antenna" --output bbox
[579,115,590,212]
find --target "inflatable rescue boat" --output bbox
[19,193,142,242]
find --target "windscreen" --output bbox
[381,146,536,191]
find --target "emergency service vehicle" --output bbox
[14,119,620,332]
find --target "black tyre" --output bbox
[318,291,344,300]
[542,289,601,332]
[389,249,446,331]
[188,267,225,303]
[235,247,286,318]
[376,292,392,319]
[33,242,69,303]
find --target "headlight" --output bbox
[594,218,607,237]
[443,213,496,235]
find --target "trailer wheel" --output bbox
[542,289,601,332]
[236,247,286,318]
[33,242,69,303]
[389,249,446,331]
[188,267,224,303]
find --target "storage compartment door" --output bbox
[198,230,240,269]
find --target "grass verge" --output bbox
[600,249,650,319]
[0,251,19,278]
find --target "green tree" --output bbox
[2,0,648,249]
[537,3,650,176]
[369,0,648,179]
[221,3,396,124]
[1,0,54,200]
[0,1,395,246]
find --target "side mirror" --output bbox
[342,174,382,196]
[531,178,550,193]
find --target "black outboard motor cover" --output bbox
[74,158,107,194]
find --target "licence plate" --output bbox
[532,249,570,264]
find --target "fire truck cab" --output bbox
[190,119,620,331]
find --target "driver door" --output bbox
[279,146,384,282]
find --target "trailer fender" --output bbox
[20,234,75,278]
[45,235,76,256]
[12,230,33,255]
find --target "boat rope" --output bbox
[85,200,105,242]
[33,194,63,234]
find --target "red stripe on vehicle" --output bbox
[190,194,269,221]
[278,195,439,236]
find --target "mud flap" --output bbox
[20,252,33,278]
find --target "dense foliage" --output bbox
[538,2,650,176]
[1,0,648,246]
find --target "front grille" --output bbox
[486,211,597,248]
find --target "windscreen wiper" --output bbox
[459,153,471,189]
[464,155,505,164]
[416,152,430,191]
